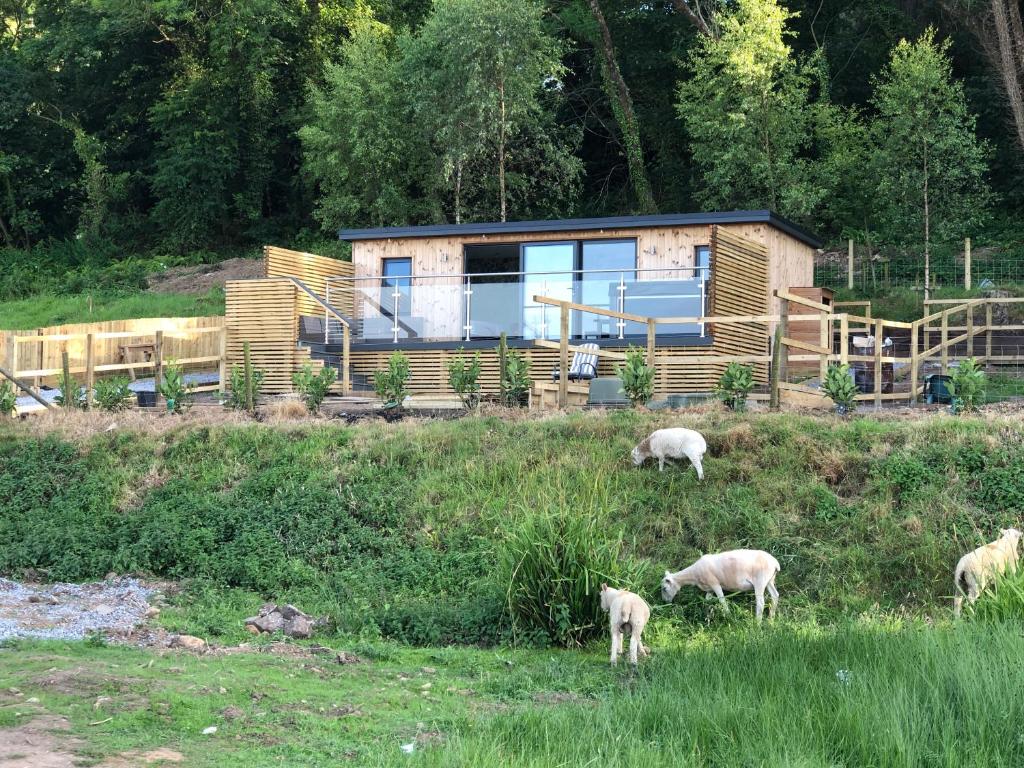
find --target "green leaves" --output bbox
[948,358,986,414]
[373,351,410,408]
[822,363,857,414]
[292,363,337,414]
[717,362,755,411]
[616,345,654,407]
[447,348,482,409]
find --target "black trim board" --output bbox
[339,210,822,249]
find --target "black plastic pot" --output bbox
[137,391,157,408]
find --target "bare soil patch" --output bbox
[147,258,263,295]
[0,714,80,768]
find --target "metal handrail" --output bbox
[326,265,710,283]
[275,277,353,394]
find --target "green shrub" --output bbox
[93,377,133,412]
[159,361,192,413]
[616,345,654,407]
[226,364,264,410]
[501,350,531,407]
[292,363,337,414]
[0,381,15,417]
[55,370,87,410]
[949,358,986,414]
[373,351,410,408]
[500,508,647,647]
[822,363,857,414]
[717,362,755,411]
[447,348,481,409]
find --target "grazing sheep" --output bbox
[599,584,651,667]
[953,528,1022,616]
[631,428,707,479]
[662,549,780,621]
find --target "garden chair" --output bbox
[552,343,600,382]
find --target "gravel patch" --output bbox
[0,577,154,642]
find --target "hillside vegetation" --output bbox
[2,410,1021,644]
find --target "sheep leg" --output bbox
[658,456,666,472]
[628,632,640,666]
[610,630,621,666]
[711,584,729,613]
[687,451,705,481]
[767,579,779,619]
[754,584,766,622]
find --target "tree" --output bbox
[403,0,575,223]
[870,28,991,297]
[300,12,430,230]
[675,0,830,221]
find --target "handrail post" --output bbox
[558,301,569,408]
[392,283,400,344]
[967,303,975,359]
[874,319,883,410]
[342,324,351,395]
[85,333,95,408]
[617,272,626,339]
[910,321,919,405]
[464,275,473,342]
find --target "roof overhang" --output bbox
[338,210,822,249]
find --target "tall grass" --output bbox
[967,568,1024,621]
[397,621,1024,767]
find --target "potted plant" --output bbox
[821,363,857,415]
[716,362,755,411]
[616,346,655,408]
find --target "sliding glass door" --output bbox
[522,242,575,340]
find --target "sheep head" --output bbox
[631,438,651,466]
[1001,527,1023,549]
[661,570,680,602]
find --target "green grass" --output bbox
[2,620,1022,766]
[0,287,224,329]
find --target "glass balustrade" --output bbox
[324,267,708,345]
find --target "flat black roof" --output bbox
[339,210,822,249]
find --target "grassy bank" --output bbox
[2,620,1022,766]
[0,288,224,329]
[2,410,1023,644]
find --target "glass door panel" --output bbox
[522,243,574,340]
[581,240,636,338]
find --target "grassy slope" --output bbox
[2,410,1023,637]
[0,288,224,329]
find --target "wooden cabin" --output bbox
[225,211,822,397]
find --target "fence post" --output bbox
[243,341,254,414]
[558,302,569,408]
[342,324,351,395]
[847,239,854,290]
[154,330,164,404]
[840,314,849,366]
[874,318,883,410]
[986,302,993,361]
[967,304,975,359]
[776,292,788,388]
[964,237,972,290]
[35,329,43,391]
[85,333,95,408]
[218,327,227,396]
[61,350,71,410]
[910,321,919,405]
[2,333,14,381]
[769,324,782,411]
[819,307,829,384]
[940,311,948,375]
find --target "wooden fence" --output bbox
[536,291,1024,408]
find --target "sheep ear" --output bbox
[601,582,608,591]
[663,570,670,578]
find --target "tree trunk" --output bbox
[670,0,717,38]
[498,79,507,223]
[587,0,658,214]
[454,158,462,225]
[991,0,1024,152]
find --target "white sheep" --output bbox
[599,584,650,667]
[662,549,780,621]
[953,527,1022,616]
[631,427,707,479]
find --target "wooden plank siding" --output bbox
[264,245,354,317]
[225,278,321,393]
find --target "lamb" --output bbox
[953,527,1022,616]
[631,427,707,479]
[599,584,651,667]
[662,549,780,621]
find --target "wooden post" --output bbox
[776,293,789,386]
[558,302,569,408]
[910,321,919,405]
[154,330,164,403]
[986,302,993,361]
[61,350,71,409]
[940,311,948,375]
[646,319,656,368]
[840,314,849,365]
[2,332,14,382]
[342,324,351,395]
[964,237,972,290]
[873,319,883,410]
[966,304,975,359]
[85,333,95,408]
[498,333,508,404]
[819,308,829,383]
[243,341,254,414]
[218,326,227,397]
[35,329,43,391]
[847,239,854,290]
[0,364,54,410]
[769,324,783,411]
[923,305,930,359]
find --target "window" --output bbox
[580,240,636,337]
[381,257,412,317]
[695,245,710,273]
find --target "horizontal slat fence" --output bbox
[264,246,354,318]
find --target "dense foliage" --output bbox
[2,412,1023,646]
[2,0,1022,279]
